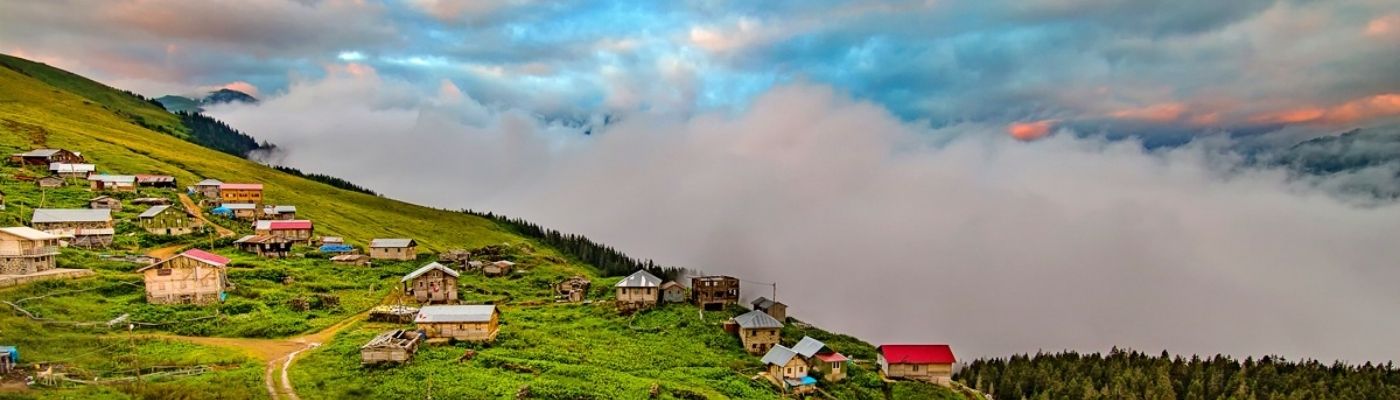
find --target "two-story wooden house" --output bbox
[30,208,114,248]
[137,205,201,235]
[402,262,459,304]
[137,249,231,305]
[0,227,62,275]
[731,310,784,354]
[691,275,740,310]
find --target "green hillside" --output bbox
[0,55,962,399]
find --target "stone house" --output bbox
[0,227,61,275]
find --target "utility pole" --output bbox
[129,323,141,389]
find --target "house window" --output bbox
[912,365,920,372]
[157,268,172,276]
[786,367,792,375]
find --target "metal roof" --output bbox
[16,149,69,157]
[615,270,662,288]
[137,205,171,218]
[49,163,95,172]
[223,203,257,210]
[792,337,825,358]
[732,310,784,329]
[752,296,784,310]
[761,345,799,366]
[254,220,313,230]
[370,238,416,248]
[87,174,136,183]
[318,244,354,253]
[402,262,459,282]
[135,175,176,183]
[139,249,230,271]
[0,226,62,240]
[415,305,496,323]
[32,208,111,223]
[195,179,222,186]
[220,183,263,190]
[235,234,289,244]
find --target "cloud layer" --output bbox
[209,69,1400,363]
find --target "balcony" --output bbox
[0,246,60,257]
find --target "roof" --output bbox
[414,305,496,323]
[792,337,825,358]
[137,205,171,218]
[0,226,62,240]
[615,270,662,288]
[32,208,111,223]
[815,352,849,363]
[321,236,344,243]
[135,175,176,183]
[17,149,63,157]
[87,174,136,183]
[49,163,95,172]
[235,234,289,244]
[89,195,117,202]
[220,183,263,191]
[264,205,296,214]
[370,238,416,248]
[254,220,313,230]
[139,249,230,271]
[761,345,800,366]
[402,262,459,282]
[330,254,368,261]
[195,179,223,186]
[752,296,784,309]
[223,203,257,210]
[318,244,354,253]
[732,310,784,329]
[661,281,684,290]
[878,344,956,364]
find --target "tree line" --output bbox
[272,165,379,196]
[463,210,685,280]
[956,348,1400,400]
[176,111,271,158]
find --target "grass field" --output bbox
[0,53,961,399]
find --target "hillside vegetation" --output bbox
[0,54,959,399]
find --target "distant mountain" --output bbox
[155,88,258,113]
[1270,124,1400,198]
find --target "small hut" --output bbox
[36,176,64,188]
[661,281,686,303]
[49,163,95,178]
[402,262,459,304]
[223,203,259,220]
[440,249,471,264]
[482,260,515,277]
[88,196,123,211]
[812,352,849,382]
[360,330,423,365]
[368,305,419,323]
[554,276,591,302]
[87,174,136,192]
[415,305,500,343]
[752,297,788,321]
[234,235,293,258]
[331,254,371,266]
[0,345,15,374]
[369,238,417,261]
[193,179,222,199]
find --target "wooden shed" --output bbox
[234,235,293,258]
[193,179,222,199]
[615,269,661,310]
[360,330,423,365]
[554,276,591,302]
[137,249,231,305]
[49,163,95,179]
[415,305,500,343]
[87,196,122,211]
[402,262,459,304]
[369,238,417,260]
[36,176,64,188]
[751,297,788,321]
[87,175,136,192]
[877,344,957,386]
[661,281,686,303]
[482,260,515,277]
[138,205,201,235]
[691,275,740,310]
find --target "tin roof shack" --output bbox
[482,260,515,277]
[194,179,222,199]
[331,254,371,266]
[234,235,293,258]
[36,176,65,188]
[751,297,788,321]
[762,345,817,395]
[87,196,122,211]
[731,310,784,354]
[137,249,232,305]
[0,227,62,275]
[11,149,83,165]
[88,175,136,192]
[219,183,263,205]
[135,174,177,189]
[220,203,259,220]
[254,220,314,243]
[138,205,201,235]
[691,275,739,310]
[877,344,957,386]
[415,305,500,343]
[319,244,354,254]
[361,330,423,365]
[49,163,95,179]
[31,208,114,248]
[262,205,297,220]
[812,352,849,382]
[369,238,417,261]
[554,276,591,303]
[402,262,459,304]
[615,270,661,311]
[0,345,15,374]
[661,281,686,303]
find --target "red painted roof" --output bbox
[220,183,263,191]
[815,352,849,362]
[879,344,956,364]
[269,220,313,230]
[181,249,230,266]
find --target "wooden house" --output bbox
[402,262,459,304]
[691,275,739,310]
[369,238,417,260]
[331,254,371,266]
[812,352,849,382]
[876,344,956,385]
[138,205,200,235]
[137,249,231,305]
[253,220,314,242]
[234,235,293,258]
[219,183,263,205]
[482,260,514,277]
[661,281,686,303]
[752,297,788,321]
[415,305,500,343]
[554,276,591,302]
[360,330,423,365]
[0,227,62,275]
[11,149,83,165]
[88,196,123,211]
[731,310,784,354]
[88,175,137,192]
[220,203,259,220]
[31,208,114,248]
[261,205,297,220]
[135,175,177,189]
[193,179,222,199]
[36,176,65,188]
[49,163,95,179]
[615,269,662,309]
[761,345,816,395]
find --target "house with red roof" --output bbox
[136,249,232,305]
[877,344,957,385]
[254,219,314,243]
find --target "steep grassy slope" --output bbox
[0,54,186,138]
[0,55,962,399]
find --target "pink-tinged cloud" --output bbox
[221,81,260,97]
[1007,120,1055,141]
[1251,93,1400,125]
[325,62,376,78]
[1366,14,1400,38]
[1109,102,1187,123]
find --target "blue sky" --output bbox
[1,0,1397,140]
